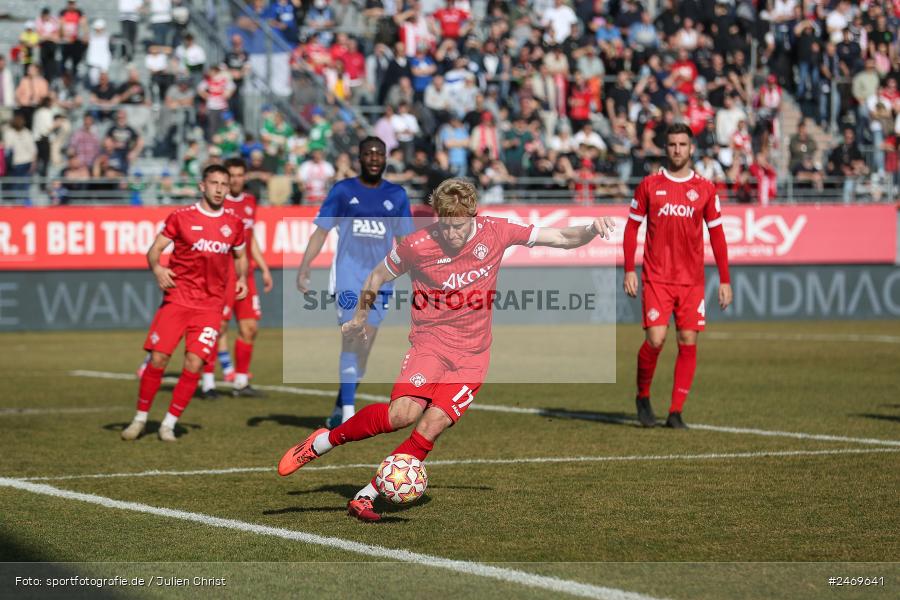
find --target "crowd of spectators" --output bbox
[0,0,898,205]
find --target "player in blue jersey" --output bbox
[296,136,413,427]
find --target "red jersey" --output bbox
[629,169,722,286]
[433,8,469,39]
[225,191,257,269]
[161,203,246,311]
[384,217,537,354]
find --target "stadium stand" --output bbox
[0,0,898,206]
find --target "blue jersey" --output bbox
[314,177,413,296]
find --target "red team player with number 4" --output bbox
[623,123,732,429]
[277,178,615,522]
[121,165,248,442]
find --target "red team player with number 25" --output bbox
[277,178,615,522]
[623,122,732,430]
[121,165,248,442]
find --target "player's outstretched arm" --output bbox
[249,233,273,292]
[341,260,398,341]
[146,233,176,291]
[297,226,329,293]
[233,246,249,301]
[533,217,615,249]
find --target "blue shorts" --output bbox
[334,291,390,327]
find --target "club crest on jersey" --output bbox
[409,373,427,387]
[658,203,695,217]
[220,224,233,237]
[647,308,660,321]
[150,332,160,344]
[244,206,253,215]
[686,189,699,202]
[383,199,394,211]
[473,243,489,260]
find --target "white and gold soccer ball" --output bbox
[374,453,428,504]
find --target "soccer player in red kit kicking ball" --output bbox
[121,165,249,442]
[623,123,732,429]
[277,178,615,521]
[200,157,273,399]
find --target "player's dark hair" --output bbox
[665,122,694,141]
[202,164,230,180]
[224,157,247,172]
[359,136,386,154]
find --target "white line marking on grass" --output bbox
[0,478,663,600]
[69,370,900,448]
[18,447,900,482]
[0,406,123,416]
[705,331,900,345]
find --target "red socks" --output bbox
[137,364,165,412]
[168,369,201,417]
[636,341,662,398]
[235,339,253,376]
[328,403,393,446]
[389,430,435,462]
[670,344,697,413]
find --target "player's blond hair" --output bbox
[430,178,478,217]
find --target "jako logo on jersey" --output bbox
[383,199,394,211]
[655,190,667,195]
[191,239,232,253]
[441,264,494,290]
[473,243,489,260]
[352,219,387,237]
[409,373,427,387]
[436,257,452,264]
[658,203,695,218]
[220,225,233,237]
[686,189,699,202]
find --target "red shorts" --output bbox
[390,345,490,424]
[642,280,707,331]
[144,302,222,361]
[223,271,261,322]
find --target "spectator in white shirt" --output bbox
[541,0,579,45]
[85,19,112,86]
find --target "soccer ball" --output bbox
[375,454,428,504]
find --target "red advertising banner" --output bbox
[0,204,895,270]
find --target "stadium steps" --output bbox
[778,93,834,173]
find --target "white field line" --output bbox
[17,447,900,482]
[0,406,124,416]
[705,331,900,344]
[68,370,900,448]
[0,478,662,600]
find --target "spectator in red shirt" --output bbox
[567,71,594,133]
[431,0,471,40]
[670,48,698,98]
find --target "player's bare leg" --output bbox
[636,325,667,427]
[232,318,264,397]
[328,325,379,427]
[123,350,171,440]
[158,352,205,442]
[666,328,698,429]
[350,405,451,522]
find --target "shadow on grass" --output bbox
[247,414,326,429]
[101,421,202,439]
[537,408,639,426]
[853,413,900,425]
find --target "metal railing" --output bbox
[1,174,896,206]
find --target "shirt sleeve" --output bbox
[499,218,538,249]
[314,181,341,230]
[629,179,649,223]
[703,184,723,228]
[162,211,180,241]
[395,190,414,237]
[233,217,247,251]
[384,238,416,278]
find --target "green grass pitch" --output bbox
[1,321,898,599]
